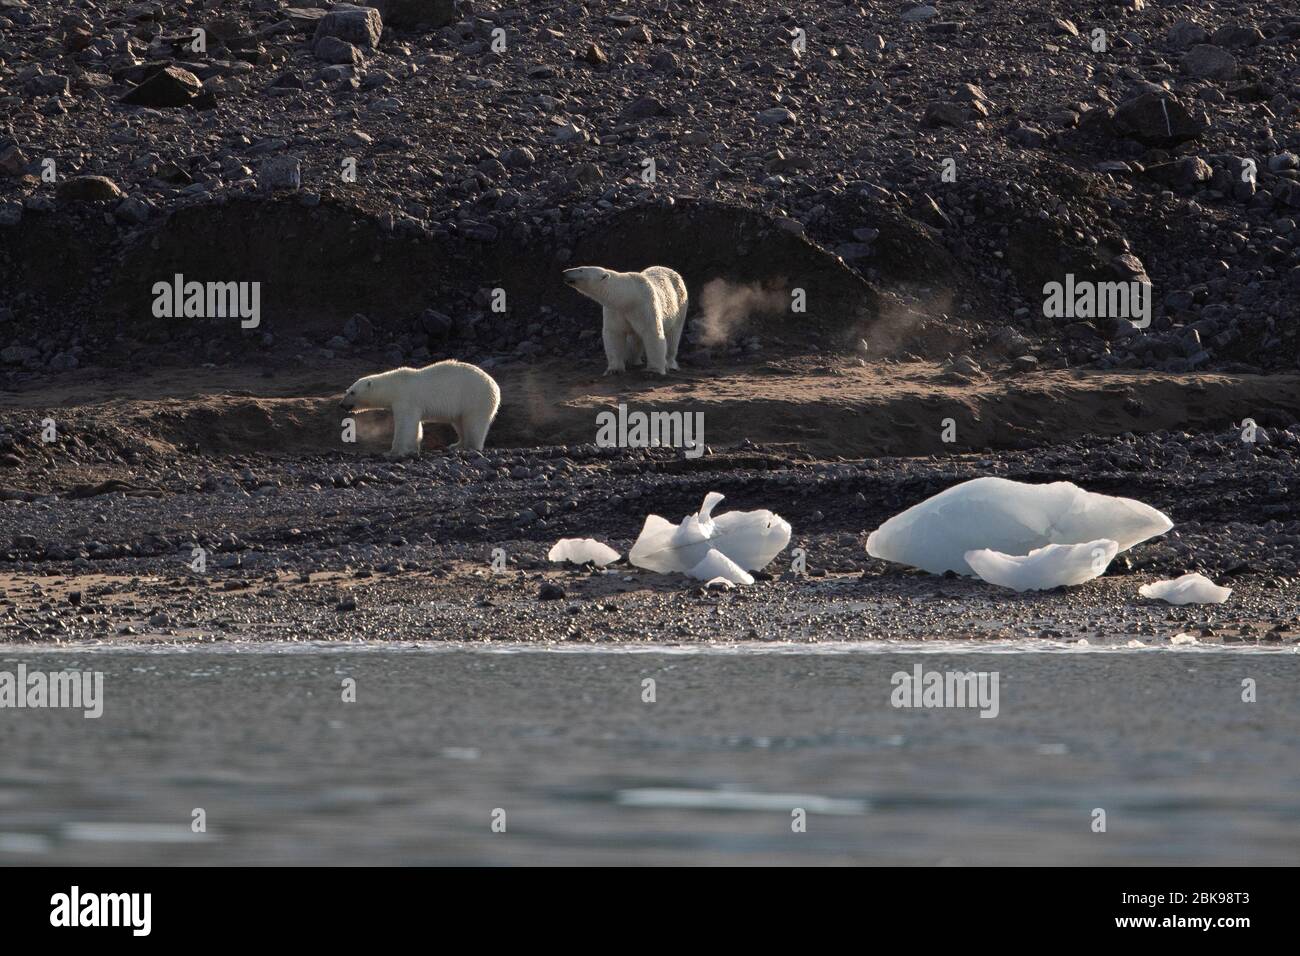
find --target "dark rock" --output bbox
[315,4,383,50]
[1113,92,1207,147]
[1182,44,1237,81]
[121,65,203,107]
[419,309,454,337]
[344,314,374,344]
[365,0,456,31]
[257,155,301,192]
[316,35,363,64]
[56,175,124,203]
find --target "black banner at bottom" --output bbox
[0,867,1285,941]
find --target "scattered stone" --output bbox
[1182,44,1238,81]
[316,36,363,65]
[901,5,939,22]
[757,107,797,126]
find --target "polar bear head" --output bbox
[339,373,387,412]
[562,266,615,304]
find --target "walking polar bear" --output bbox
[339,360,501,458]
[562,265,687,375]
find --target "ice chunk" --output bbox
[629,492,791,573]
[686,548,755,585]
[964,539,1118,591]
[866,477,1172,575]
[547,538,620,567]
[1139,572,1231,605]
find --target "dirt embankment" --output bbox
[1,356,1298,485]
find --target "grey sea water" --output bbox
[1,642,1297,865]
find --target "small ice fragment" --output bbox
[964,539,1118,591]
[1170,632,1199,645]
[1125,640,1143,648]
[615,788,867,815]
[630,492,790,574]
[687,548,754,585]
[547,538,620,567]
[1139,572,1231,605]
[867,477,1172,575]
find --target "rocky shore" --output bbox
[1,2,1299,646]
[0,1,1298,377]
[2,417,1297,645]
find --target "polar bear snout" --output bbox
[562,267,609,291]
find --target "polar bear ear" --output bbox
[599,272,609,282]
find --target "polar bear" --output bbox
[562,265,687,375]
[339,360,501,458]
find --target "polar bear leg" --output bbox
[666,307,685,371]
[602,318,628,374]
[459,412,492,451]
[447,416,463,450]
[641,310,669,375]
[625,332,645,367]
[389,406,423,458]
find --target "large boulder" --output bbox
[1113,92,1207,147]
[121,65,202,107]
[314,4,383,51]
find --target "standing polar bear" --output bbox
[339,360,500,458]
[562,265,687,375]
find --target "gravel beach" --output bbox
[1,0,1299,646]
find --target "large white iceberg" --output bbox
[686,548,755,586]
[964,539,1118,592]
[866,477,1172,575]
[547,538,620,567]
[1139,573,1231,605]
[629,492,791,574]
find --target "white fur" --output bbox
[562,265,688,375]
[340,360,501,458]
